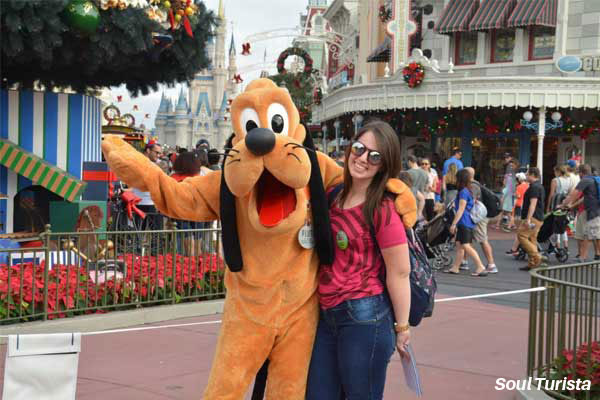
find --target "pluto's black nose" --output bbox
[245,128,275,156]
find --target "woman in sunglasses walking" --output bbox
[306,120,412,400]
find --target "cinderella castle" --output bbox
[154,0,238,151]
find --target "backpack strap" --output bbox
[327,183,345,207]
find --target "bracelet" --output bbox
[394,323,410,333]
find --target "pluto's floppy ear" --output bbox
[220,133,243,272]
[303,127,334,265]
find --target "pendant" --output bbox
[298,223,315,249]
[336,230,349,250]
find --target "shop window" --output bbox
[491,30,515,63]
[529,27,555,60]
[455,32,477,65]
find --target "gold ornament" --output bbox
[174,13,182,22]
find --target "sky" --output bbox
[109,0,314,131]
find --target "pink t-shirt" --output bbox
[318,195,408,309]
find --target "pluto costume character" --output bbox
[102,78,416,399]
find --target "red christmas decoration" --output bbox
[233,74,243,84]
[241,43,251,56]
[402,62,425,88]
[117,95,122,102]
[133,105,139,111]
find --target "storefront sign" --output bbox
[328,70,348,90]
[556,55,600,73]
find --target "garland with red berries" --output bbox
[276,47,314,77]
[402,62,425,88]
[379,5,391,23]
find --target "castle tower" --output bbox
[175,88,189,148]
[227,34,238,96]
[155,92,169,144]
[213,0,227,114]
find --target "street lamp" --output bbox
[352,114,363,136]
[520,108,563,179]
[521,110,563,131]
[333,119,341,153]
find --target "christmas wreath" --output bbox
[379,5,392,23]
[277,47,314,77]
[403,62,425,88]
[313,87,323,105]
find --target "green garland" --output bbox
[1,0,216,96]
[269,72,315,123]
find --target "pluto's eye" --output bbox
[246,120,258,132]
[271,115,284,133]
[240,108,260,136]
[267,103,289,136]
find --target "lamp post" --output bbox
[333,119,341,153]
[352,114,364,136]
[521,108,563,179]
[322,125,328,154]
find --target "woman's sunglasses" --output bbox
[350,141,382,165]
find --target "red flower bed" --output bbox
[548,341,600,399]
[0,253,225,323]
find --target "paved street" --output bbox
[0,230,557,399]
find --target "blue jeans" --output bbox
[306,294,396,400]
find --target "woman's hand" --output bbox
[449,224,457,235]
[396,330,411,359]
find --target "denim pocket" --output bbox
[345,295,387,324]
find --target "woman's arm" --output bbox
[382,243,411,357]
[547,178,557,213]
[416,191,425,219]
[450,198,467,234]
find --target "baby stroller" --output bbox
[416,203,455,270]
[514,209,571,263]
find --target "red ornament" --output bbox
[233,74,243,84]
[241,43,251,55]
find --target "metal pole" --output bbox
[322,126,328,154]
[537,107,546,179]
[334,122,340,153]
[582,138,586,164]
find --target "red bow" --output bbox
[133,105,139,111]
[145,113,150,118]
[120,191,146,221]
[117,95,122,102]
[233,74,243,83]
[241,43,251,55]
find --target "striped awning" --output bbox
[435,0,480,35]
[367,36,391,63]
[507,0,557,28]
[469,0,517,31]
[0,139,86,202]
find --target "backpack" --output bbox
[470,200,488,224]
[327,184,436,327]
[479,184,501,218]
[587,176,600,202]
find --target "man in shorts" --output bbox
[518,167,546,270]
[465,167,497,273]
[560,164,600,261]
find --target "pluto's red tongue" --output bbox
[257,171,296,227]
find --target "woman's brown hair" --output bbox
[339,119,402,229]
[172,151,202,175]
[445,163,458,185]
[554,165,567,176]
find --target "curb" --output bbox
[0,299,225,344]
[515,388,553,400]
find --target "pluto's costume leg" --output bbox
[264,294,319,400]
[203,305,275,400]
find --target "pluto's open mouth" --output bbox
[256,170,296,227]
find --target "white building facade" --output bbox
[316,0,600,190]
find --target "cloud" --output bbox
[109,0,310,130]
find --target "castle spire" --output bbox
[218,0,224,19]
[229,33,235,56]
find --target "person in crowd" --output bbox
[420,157,437,221]
[507,172,529,255]
[560,164,600,262]
[196,138,210,152]
[129,140,164,230]
[443,163,458,207]
[464,167,497,273]
[332,151,345,167]
[434,166,443,203]
[207,148,221,170]
[443,169,488,276]
[547,165,572,253]
[442,147,463,176]
[517,167,546,271]
[495,155,517,231]
[566,159,581,190]
[306,120,411,400]
[407,155,428,220]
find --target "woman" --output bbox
[444,169,488,276]
[496,160,517,230]
[306,121,411,400]
[443,163,458,207]
[170,151,211,255]
[421,157,437,221]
